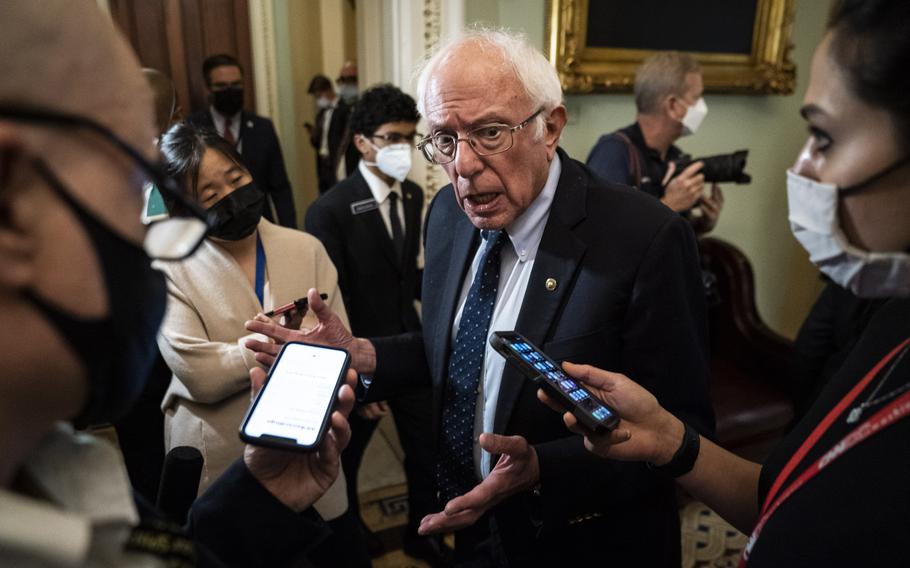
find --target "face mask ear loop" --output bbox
[840,153,910,197]
[361,136,381,167]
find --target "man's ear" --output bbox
[544,105,568,158]
[0,127,37,290]
[665,94,685,122]
[353,133,370,158]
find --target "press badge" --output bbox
[350,198,379,215]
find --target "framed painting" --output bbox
[546,0,797,94]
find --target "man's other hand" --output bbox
[693,183,724,234]
[417,434,539,535]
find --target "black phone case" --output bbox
[489,331,619,432]
[238,341,350,452]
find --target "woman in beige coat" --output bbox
[156,123,369,565]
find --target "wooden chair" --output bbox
[699,237,795,461]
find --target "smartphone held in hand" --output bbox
[240,341,350,451]
[490,331,619,433]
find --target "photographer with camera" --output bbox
[587,52,726,234]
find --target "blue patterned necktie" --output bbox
[437,229,509,502]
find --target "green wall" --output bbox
[465,0,831,338]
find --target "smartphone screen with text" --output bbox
[240,342,350,451]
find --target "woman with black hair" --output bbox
[154,123,354,516]
[537,1,910,565]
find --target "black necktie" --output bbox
[437,230,508,502]
[388,191,404,261]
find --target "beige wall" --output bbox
[465,0,831,338]
[270,0,358,225]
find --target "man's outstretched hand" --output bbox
[418,434,539,535]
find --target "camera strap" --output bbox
[614,131,643,188]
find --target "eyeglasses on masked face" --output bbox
[0,105,213,261]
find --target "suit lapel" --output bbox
[351,172,399,270]
[402,182,421,255]
[431,213,480,395]
[238,112,251,147]
[493,152,589,434]
[256,220,293,308]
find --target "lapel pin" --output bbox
[545,278,557,291]
[246,120,254,128]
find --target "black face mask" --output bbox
[208,182,264,240]
[28,160,168,427]
[211,87,244,116]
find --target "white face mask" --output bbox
[365,142,412,182]
[680,97,708,136]
[316,96,333,110]
[787,169,910,298]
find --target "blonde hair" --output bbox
[634,52,701,114]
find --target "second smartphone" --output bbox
[490,331,620,432]
[239,341,350,451]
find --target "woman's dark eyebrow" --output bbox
[800,104,826,120]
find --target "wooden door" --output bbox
[109,0,255,117]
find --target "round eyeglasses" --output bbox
[0,105,213,261]
[417,108,543,165]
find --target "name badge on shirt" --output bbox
[350,198,379,215]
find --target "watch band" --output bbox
[648,421,700,478]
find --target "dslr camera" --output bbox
[674,150,751,184]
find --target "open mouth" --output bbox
[465,193,500,207]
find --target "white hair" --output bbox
[415,28,563,138]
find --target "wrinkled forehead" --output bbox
[423,47,529,129]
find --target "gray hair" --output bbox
[634,52,701,114]
[415,28,563,138]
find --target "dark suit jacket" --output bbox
[305,170,423,337]
[310,100,359,179]
[187,109,297,228]
[366,149,714,566]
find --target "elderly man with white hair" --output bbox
[248,29,714,566]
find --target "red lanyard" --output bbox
[740,336,910,566]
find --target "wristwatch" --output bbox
[648,421,700,478]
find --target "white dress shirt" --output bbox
[318,101,336,157]
[209,106,242,153]
[450,154,562,477]
[358,159,406,239]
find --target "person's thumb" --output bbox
[479,433,526,456]
[308,288,331,321]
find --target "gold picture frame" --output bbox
[546,0,797,94]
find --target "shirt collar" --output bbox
[359,159,402,204]
[505,153,561,263]
[209,106,241,127]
